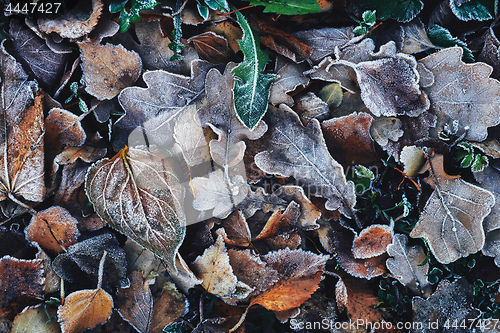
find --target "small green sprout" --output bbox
[353,10,377,36]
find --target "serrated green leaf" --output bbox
[449,0,494,21]
[116,0,160,33]
[457,141,474,153]
[246,0,320,15]
[353,0,423,23]
[353,26,368,36]
[472,154,489,172]
[427,25,474,62]
[362,10,377,26]
[232,12,276,129]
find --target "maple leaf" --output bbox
[86,147,185,269]
[254,104,356,219]
[410,154,495,264]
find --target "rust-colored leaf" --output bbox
[335,276,383,322]
[216,210,252,247]
[352,224,393,259]
[188,32,233,64]
[25,206,79,253]
[45,108,86,152]
[150,281,188,332]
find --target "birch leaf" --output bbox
[352,224,393,259]
[419,47,500,141]
[386,234,430,295]
[85,147,185,268]
[254,104,356,218]
[410,154,495,264]
[232,12,276,130]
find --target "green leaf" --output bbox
[353,0,423,23]
[346,165,374,195]
[427,25,474,62]
[196,2,210,19]
[353,26,369,36]
[116,0,160,33]
[110,0,129,13]
[246,0,321,15]
[362,10,377,26]
[449,0,494,21]
[169,1,184,61]
[472,154,489,172]
[457,141,474,154]
[460,153,474,168]
[204,0,230,12]
[232,12,276,129]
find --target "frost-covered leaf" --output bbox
[352,224,392,259]
[275,185,321,230]
[473,165,500,233]
[246,0,320,15]
[354,0,424,22]
[295,93,330,122]
[419,47,500,141]
[412,279,480,333]
[11,304,59,333]
[78,42,142,100]
[115,60,212,150]
[116,271,153,333]
[45,108,86,151]
[197,65,267,168]
[335,276,383,322]
[400,19,435,54]
[427,25,474,62]
[188,32,233,64]
[216,210,251,247]
[25,206,79,253]
[232,12,276,130]
[478,27,500,80]
[293,27,353,62]
[150,281,188,332]
[410,154,495,264]
[85,147,185,268]
[386,234,430,294]
[269,60,309,107]
[449,0,494,21]
[192,235,253,299]
[192,169,249,219]
[255,104,356,218]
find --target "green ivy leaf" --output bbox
[353,0,423,23]
[246,0,321,15]
[109,0,129,13]
[449,0,494,21]
[232,11,277,129]
[427,25,474,62]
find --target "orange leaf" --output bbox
[352,224,393,259]
[57,288,113,333]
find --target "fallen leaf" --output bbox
[187,31,233,64]
[25,206,79,253]
[57,288,113,333]
[150,281,188,332]
[335,276,383,322]
[478,27,500,80]
[52,233,128,291]
[254,104,356,218]
[86,147,185,268]
[269,60,310,107]
[192,235,253,299]
[386,234,430,295]
[193,316,244,333]
[249,248,328,311]
[196,65,267,168]
[116,271,153,333]
[399,145,427,177]
[399,19,435,54]
[483,229,500,267]
[473,164,500,233]
[412,279,480,333]
[321,112,377,167]
[295,92,331,122]
[207,21,243,54]
[410,154,495,264]
[318,222,387,279]
[115,59,212,150]
[38,0,103,39]
[45,108,86,151]
[293,27,353,62]
[11,304,60,333]
[35,248,60,295]
[370,116,404,147]
[352,224,393,259]
[274,185,321,230]
[9,18,67,87]
[419,47,500,141]
[0,256,44,320]
[254,201,300,241]
[216,210,252,247]
[78,42,142,100]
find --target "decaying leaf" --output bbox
[274,185,321,230]
[45,108,86,151]
[197,65,267,168]
[150,281,188,333]
[216,210,252,247]
[116,271,153,333]
[25,206,79,253]
[35,248,60,295]
[255,104,356,218]
[85,147,185,268]
[352,224,393,259]
[293,27,353,62]
[386,234,430,295]
[419,47,500,141]
[254,201,300,241]
[410,154,495,264]
[295,92,331,122]
[78,42,142,100]
[335,276,383,323]
[188,32,233,64]
[269,60,310,107]
[412,279,480,333]
[38,0,103,39]
[11,304,59,333]
[0,256,44,320]
[478,27,500,80]
[57,288,113,333]
[400,19,435,54]
[369,116,404,147]
[192,235,253,299]
[192,169,249,219]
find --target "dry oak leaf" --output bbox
[86,147,185,269]
[352,224,393,259]
[57,288,113,333]
[410,154,495,264]
[335,276,383,323]
[11,304,60,333]
[197,65,267,168]
[0,256,44,320]
[293,27,353,62]
[269,59,310,107]
[419,47,500,141]
[38,0,103,39]
[386,234,430,295]
[192,235,253,300]
[115,271,153,333]
[274,185,321,230]
[254,104,356,218]
[249,248,328,312]
[150,281,188,333]
[115,59,212,150]
[412,279,480,333]
[253,201,301,242]
[78,42,142,100]
[25,206,79,253]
